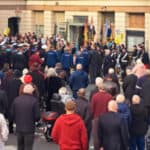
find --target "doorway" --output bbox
[70,25,84,47]
[8,17,20,36]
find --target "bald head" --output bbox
[76,64,82,70]
[77,88,86,97]
[108,100,118,112]
[132,95,140,104]
[116,94,125,103]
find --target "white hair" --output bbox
[95,77,103,88]
[23,84,34,94]
[59,87,68,95]
[46,68,57,77]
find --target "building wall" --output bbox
[0,0,150,50]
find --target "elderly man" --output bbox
[98,100,129,150]
[11,84,40,150]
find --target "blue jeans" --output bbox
[130,136,145,150]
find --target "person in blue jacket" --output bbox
[45,46,58,67]
[69,64,89,99]
[61,47,73,78]
[81,46,90,72]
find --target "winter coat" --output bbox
[98,112,129,150]
[11,52,27,70]
[11,93,40,133]
[130,103,148,136]
[0,89,8,117]
[140,75,150,107]
[45,50,58,67]
[69,70,88,91]
[91,91,112,118]
[45,76,63,99]
[117,103,131,126]
[61,52,73,69]
[75,97,92,140]
[123,74,137,101]
[51,113,88,150]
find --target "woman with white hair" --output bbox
[58,87,73,104]
[45,67,64,111]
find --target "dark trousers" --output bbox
[130,136,145,150]
[17,132,34,150]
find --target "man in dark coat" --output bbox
[69,64,88,99]
[140,74,150,118]
[89,45,102,83]
[130,95,148,150]
[102,49,113,76]
[123,66,137,102]
[11,84,40,150]
[75,88,92,143]
[98,100,129,150]
[6,70,22,133]
[11,45,27,71]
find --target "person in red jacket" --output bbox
[51,100,88,150]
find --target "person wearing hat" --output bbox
[11,84,40,150]
[51,100,88,150]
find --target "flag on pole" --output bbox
[89,17,96,41]
[84,17,88,44]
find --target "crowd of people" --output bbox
[0,32,149,150]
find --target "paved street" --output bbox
[6,132,59,150]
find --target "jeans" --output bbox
[130,136,145,150]
[17,132,34,150]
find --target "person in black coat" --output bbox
[98,100,129,150]
[6,70,22,133]
[123,66,137,102]
[11,84,40,150]
[89,45,103,83]
[102,49,114,76]
[130,95,148,150]
[11,45,27,71]
[75,88,92,143]
[45,68,63,111]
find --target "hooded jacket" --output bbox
[51,113,88,150]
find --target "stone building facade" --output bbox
[0,0,150,52]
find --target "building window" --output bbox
[34,11,44,35]
[73,16,88,24]
[128,13,145,28]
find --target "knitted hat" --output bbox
[24,75,32,83]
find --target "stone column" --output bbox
[44,11,54,37]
